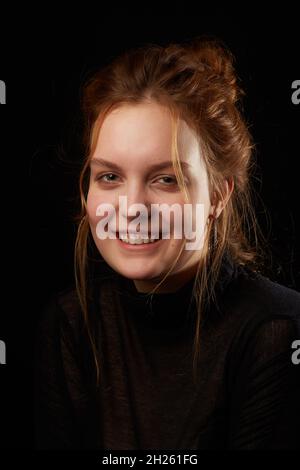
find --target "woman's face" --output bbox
[87,101,215,292]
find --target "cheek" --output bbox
[87,189,119,245]
[86,189,113,234]
[86,191,99,227]
[190,186,212,224]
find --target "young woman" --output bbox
[35,37,300,450]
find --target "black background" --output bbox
[0,7,299,452]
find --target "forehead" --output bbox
[93,102,201,167]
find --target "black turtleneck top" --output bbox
[35,254,300,450]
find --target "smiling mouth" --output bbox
[117,232,162,245]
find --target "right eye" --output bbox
[96,173,120,183]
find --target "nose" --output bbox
[118,181,151,224]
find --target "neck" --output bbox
[133,264,198,294]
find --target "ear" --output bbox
[210,177,234,218]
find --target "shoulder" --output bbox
[222,267,300,395]
[36,285,83,345]
[229,265,300,323]
[224,266,300,372]
[56,286,83,332]
[37,275,118,339]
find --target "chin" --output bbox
[113,264,163,281]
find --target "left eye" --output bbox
[156,176,178,185]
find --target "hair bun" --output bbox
[184,36,242,104]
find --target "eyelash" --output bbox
[95,173,179,186]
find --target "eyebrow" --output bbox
[90,157,191,172]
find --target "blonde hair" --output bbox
[74,36,266,385]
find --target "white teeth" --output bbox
[119,234,158,245]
